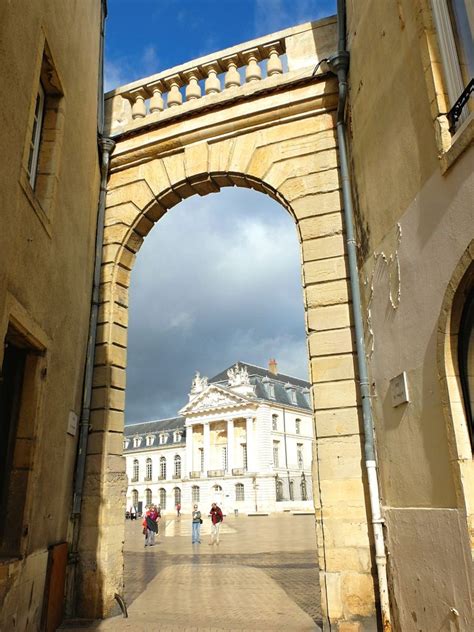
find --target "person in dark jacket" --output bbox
[208,502,223,546]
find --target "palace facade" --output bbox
[124,361,314,514]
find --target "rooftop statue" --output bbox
[191,371,208,394]
[227,363,250,386]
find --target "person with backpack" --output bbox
[208,502,223,546]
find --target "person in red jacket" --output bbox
[208,502,223,546]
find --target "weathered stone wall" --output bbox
[0,0,102,629]
[347,0,473,629]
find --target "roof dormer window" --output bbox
[174,431,182,442]
[146,435,154,447]
[133,436,141,448]
[285,383,297,405]
[123,439,130,450]
[263,377,275,399]
[159,433,167,445]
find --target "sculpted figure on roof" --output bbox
[191,371,208,394]
[227,363,250,386]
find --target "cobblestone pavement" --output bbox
[62,513,322,631]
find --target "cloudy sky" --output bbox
[105,1,336,423]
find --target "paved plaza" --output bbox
[63,513,322,631]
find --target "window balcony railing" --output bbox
[131,477,138,483]
[447,78,474,134]
[158,475,166,480]
[189,471,201,479]
[232,468,245,476]
[144,476,152,481]
[208,469,225,477]
[172,473,181,479]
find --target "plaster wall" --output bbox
[347,0,473,628]
[0,0,101,628]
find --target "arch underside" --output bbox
[77,79,377,627]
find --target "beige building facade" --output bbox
[346,1,473,630]
[0,0,104,630]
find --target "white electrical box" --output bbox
[390,372,409,407]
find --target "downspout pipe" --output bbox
[325,0,392,628]
[72,134,115,516]
[72,0,114,519]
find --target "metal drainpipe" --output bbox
[321,0,392,628]
[72,0,115,518]
[72,134,115,517]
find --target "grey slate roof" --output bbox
[124,416,186,451]
[210,362,311,410]
[124,362,311,447]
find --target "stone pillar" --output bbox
[227,418,235,473]
[246,416,254,472]
[185,423,193,475]
[203,422,210,474]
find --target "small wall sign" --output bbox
[390,372,409,407]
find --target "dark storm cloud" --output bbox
[125,188,309,423]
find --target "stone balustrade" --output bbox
[122,40,284,122]
[189,471,201,479]
[105,19,337,134]
[208,469,225,477]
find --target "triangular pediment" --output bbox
[179,384,253,416]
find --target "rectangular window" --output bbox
[199,447,204,472]
[222,446,228,470]
[297,444,304,470]
[272,414,278,431]
[273,441,280,468]
[27,83,45,188]
[295,418,301,434]
[432,0,474,131]
[242,443,248,470]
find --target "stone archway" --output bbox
[77,19,377,629]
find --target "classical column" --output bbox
[227,418,235,474]
[185,423,193,476]
[203,422,210,475]
[246,416,254,472]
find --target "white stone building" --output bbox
[124,361,314,515]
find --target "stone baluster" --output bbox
[148,80,165,113]
[128,88,148,119]
[263,42,284,76]
[203,62,221,95]
[244,49,262,83]
[183,67,202,101]
[223,55,241,89]
[166,74,183,108]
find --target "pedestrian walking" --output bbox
[176,502,181,518]
[208,502,223,546]
[143,505,159,547]
[130,505,136,521]
[191,504,202,544]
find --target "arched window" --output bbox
[213,484,223,492]
[160,456,166,479]
[289,479,294,501]
[132,489,138,507]
[174,454,182,478]
[159,488,166,509]
[133,459,139,481]
[235,483,245,501]
[275,477,284,501]
[192,485,200,502]
[145,488,152,506]
[301,477,308,501]
[459,285,474,448]
[174,487,181,506]
[146,457,152,480]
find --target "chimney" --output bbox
[268,358,278,375]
